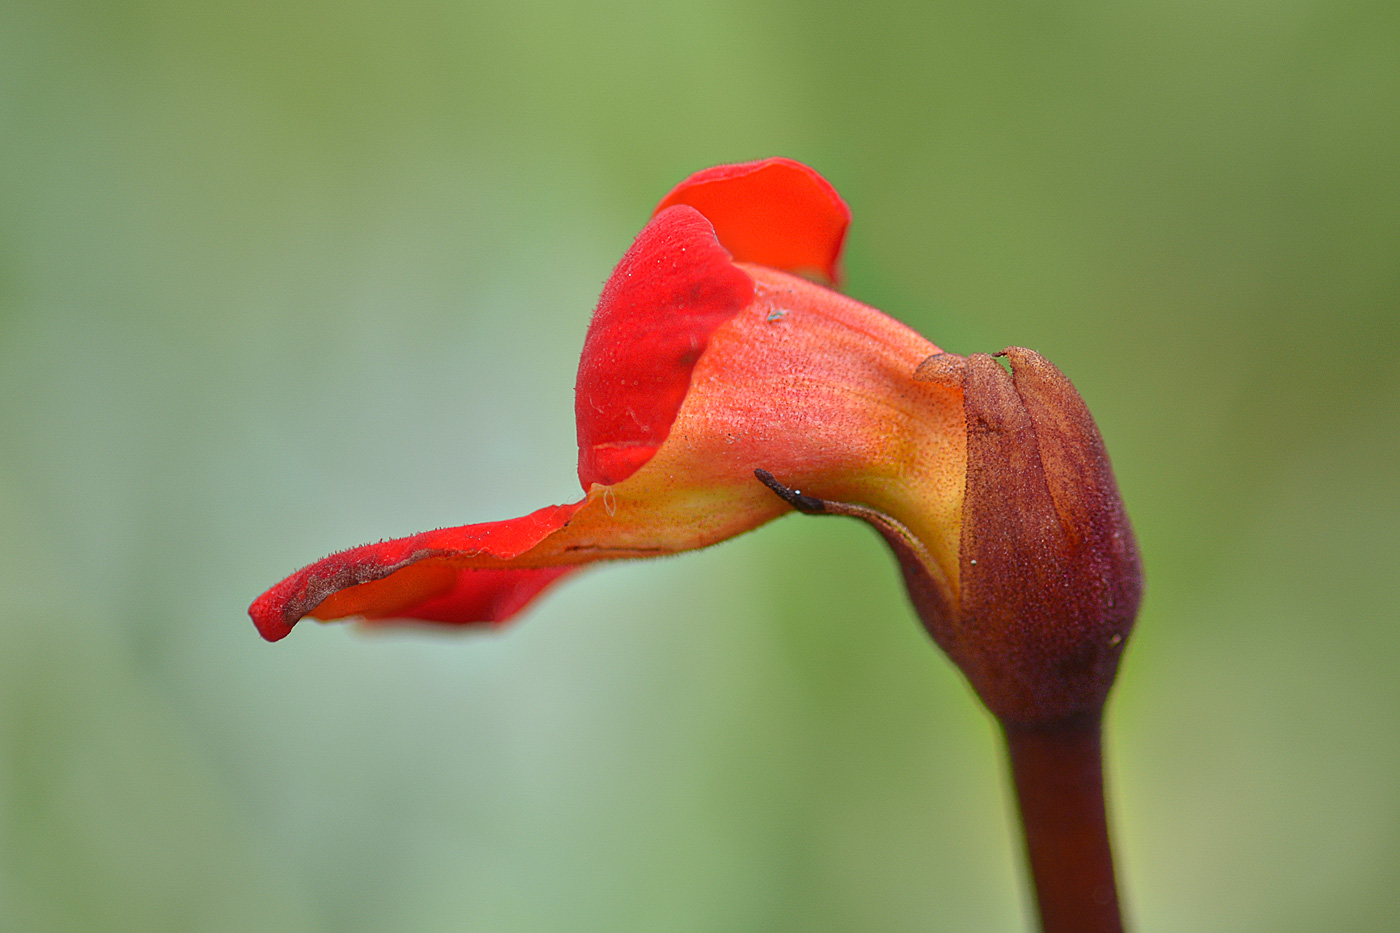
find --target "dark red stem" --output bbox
[1003,714,1124,933]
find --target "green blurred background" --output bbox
[2,1,1397,930]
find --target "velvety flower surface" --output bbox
[250,158,965,642]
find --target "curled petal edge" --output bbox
[654,157,851,286]
[575,205,753,488]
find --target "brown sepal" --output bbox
[956,349,1141,724]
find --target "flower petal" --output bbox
[653,158,851,285]
[640,264,965,590]
[557,266,966,597]
[248,502,584,641]
[575,205,753,488]
[353,566,578,628]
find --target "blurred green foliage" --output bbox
[2,1,1397,930]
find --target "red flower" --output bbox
[251,158,956,634]
[250,158,1139,726]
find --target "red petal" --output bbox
[574,205,753,489]
[357,566,577,628]
[248,502,583,641]
[653,158,851,285]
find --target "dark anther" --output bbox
[754,468,828,514]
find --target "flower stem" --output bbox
[1003,714,1124,933]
